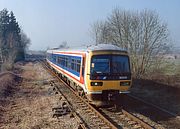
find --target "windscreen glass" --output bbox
[111,55,130,73]
[91,55,110,74]
[91,55,130,74]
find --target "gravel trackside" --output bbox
[0,62,79,129]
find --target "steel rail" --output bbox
[122,109,154,129]
[127,94,179,118]
[41,60,157,129]
[41,61,118,129]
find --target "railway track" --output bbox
[127,94,178,117]
[123,94,180,129]
[97,107,154,129]
[42,61,117,129]
[41,60,155,129]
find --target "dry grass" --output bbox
[132,79,180,115]
[147,74,180,88]
[0,62,78,129]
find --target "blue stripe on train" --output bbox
[50,53,82,77]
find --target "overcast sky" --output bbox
[0,0,180,50]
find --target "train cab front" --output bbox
[86,53,132,106]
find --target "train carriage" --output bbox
[46,44,132,105]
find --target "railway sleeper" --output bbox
[128,121,137,125]
[97,122,106,126]
[93,118,102,122]
[133,124,142,129]
[124,117,131,121]
[88,112,95,116]
[80,104,87,108]
[76,101,83,103]
[91,115,99,119]
[81,107,89,110]
[84,109,92,113]
[110,116,116,119]
[100,126,111,129]
[115,112,123,115]
[52,104,69,111]
[119,114,125,118]
[52,111,66,117]
[52,100,71,118]
[52,107,71,117]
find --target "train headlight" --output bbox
[120,81,130,86]
[91,82,103,86]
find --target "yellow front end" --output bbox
[87,80,131,93]
[85,50,132,103]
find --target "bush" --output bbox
[0,62,14,72]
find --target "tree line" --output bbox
[90,8,171,79]
[0,9,30,71]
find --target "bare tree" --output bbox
[90,21,102,44]
[90,21,112,44]
[90,8,171,78]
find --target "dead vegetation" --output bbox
[132,78,180,115]
[0,62,78,129]
[149,74,180,88]
[0,72,22,128]
[0,72,21,99]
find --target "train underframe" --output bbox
[87,90,125,107]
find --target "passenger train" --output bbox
[46,44,132,106]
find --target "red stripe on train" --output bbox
[50,62,84,85]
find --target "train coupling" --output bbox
[107,90,119,101]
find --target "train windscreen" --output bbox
[90,55,130,80]
[111,55,130,73]
[91,55,110,74]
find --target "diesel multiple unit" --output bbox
[46,44,132,105]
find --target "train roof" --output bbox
[47,44,127,53]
